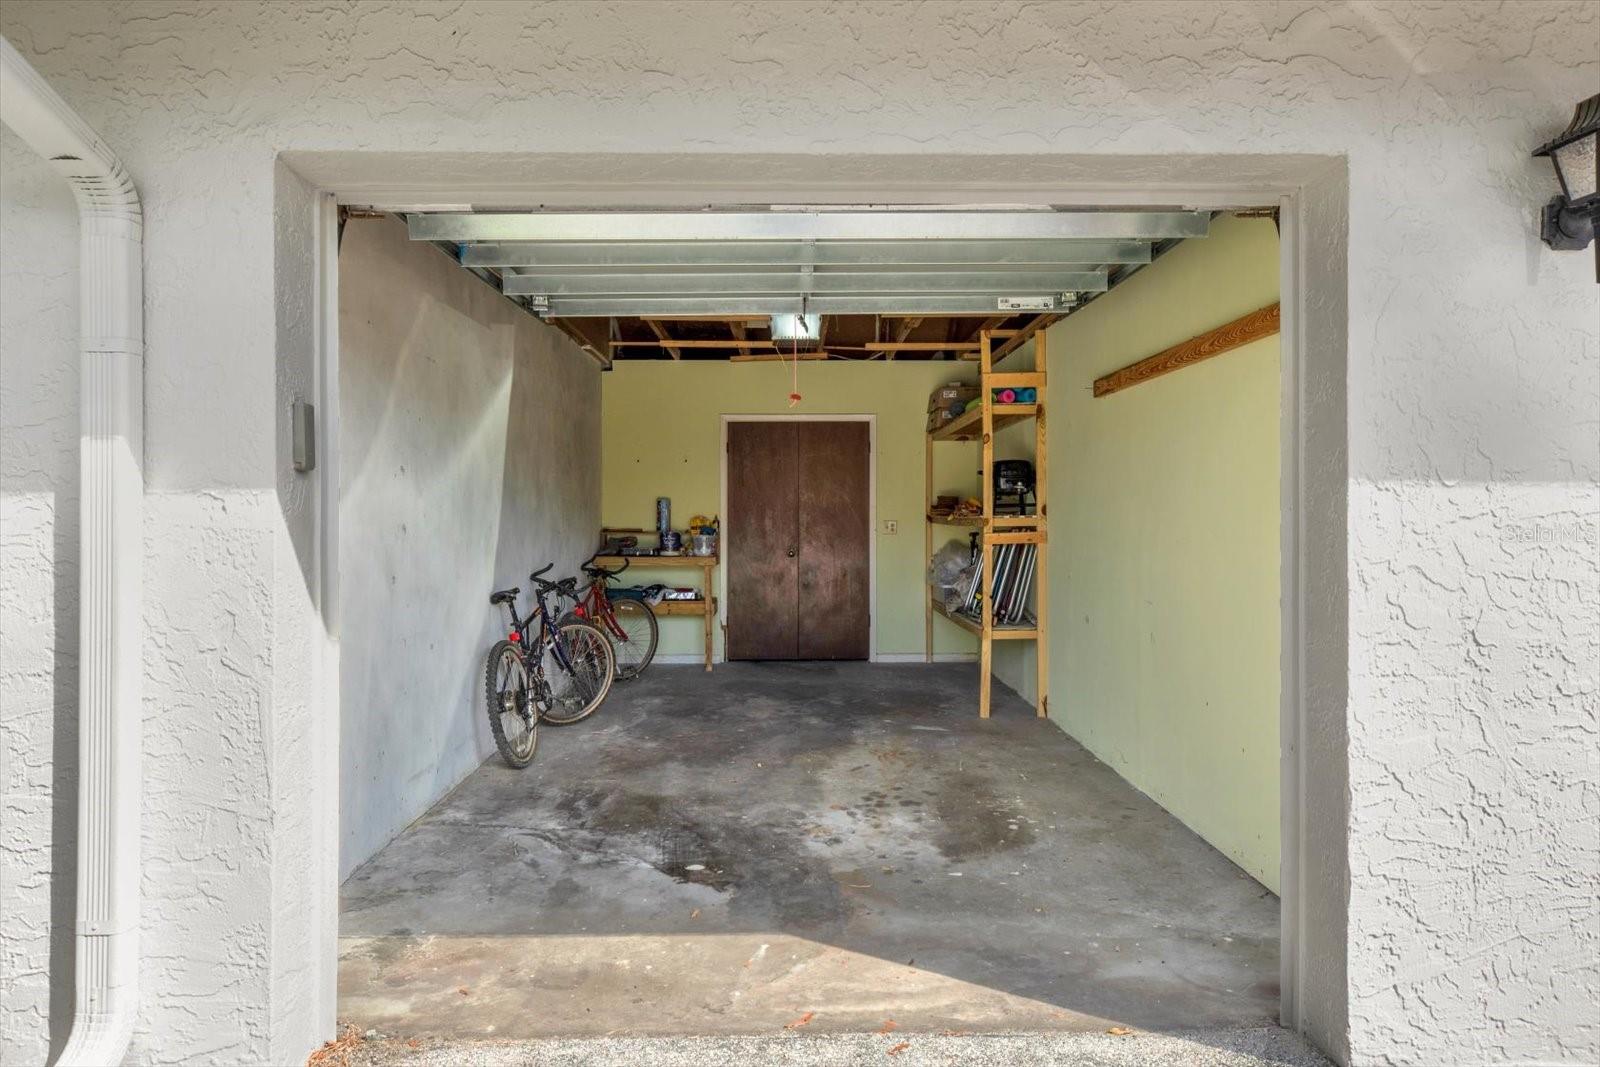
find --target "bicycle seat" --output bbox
[489,587,519,605]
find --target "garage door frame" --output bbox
[288,151,1349,1056]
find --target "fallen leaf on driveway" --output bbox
[886,1040,911,1056]
[1107,1025,1134,1036]
[690,908,700,919]
[784,1011,815,1029]
[457,987,470,996]
[305,1024,362,1067]
[878,1019,898,1034]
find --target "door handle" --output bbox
[786,548,797,558]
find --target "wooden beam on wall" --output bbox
[645,318,682,360]
[729,352,830,363]
[729,319,752,358]
[862,341,982,353]
[1093,302,1280,398]
[886,316,923,360]
[612,339,778,350]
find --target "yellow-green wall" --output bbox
[599,216,1279,888]
[995,215,1282,890]
[600,361,982,660]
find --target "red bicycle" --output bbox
[559,556,659,681]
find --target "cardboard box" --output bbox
[928,383,980,412]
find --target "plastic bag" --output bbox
[928,540,977,610]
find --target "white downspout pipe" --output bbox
[0,36,143,1067]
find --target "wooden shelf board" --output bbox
[651,596,717,616]
[930,596,981,636]
[986,531,1046,546]
[929,403,1039,441]
[926,514,1044,529]
[593,554,717,568]
[989,404,1040,432]
[929,596,1038,639]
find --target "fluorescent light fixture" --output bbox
[771,312,821,342]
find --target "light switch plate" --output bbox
[292,398,316,473]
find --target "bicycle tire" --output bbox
[607,597,658,681]
[540,622,615,725]
[484,640,538,767]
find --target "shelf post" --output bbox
[924,431,934,663]
[1034,330,1049,717]
[979,330,996,718]
[703,557,715,672]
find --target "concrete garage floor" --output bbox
[340,663,1279,1042]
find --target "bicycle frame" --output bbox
[569,578,630,641]
[498,586,578,676]
[565,556,635,641]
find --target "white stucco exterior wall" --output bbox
[0,4,1594,1066]
[336,216,600,877]
[0,123,80,1065]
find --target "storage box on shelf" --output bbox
[924,329,1049,719]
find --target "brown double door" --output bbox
[726,420,870,660]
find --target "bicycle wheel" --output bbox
[540,622,615,725]
[606,597,658,681]
[483,640,538,767]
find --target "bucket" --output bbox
[691,533,717,557]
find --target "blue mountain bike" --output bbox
[484,564,615,767]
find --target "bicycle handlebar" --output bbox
[582,553,628,581]
[527,563,585,604]
[529,563,564,593]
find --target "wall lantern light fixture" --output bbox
[1533,94,1599,276]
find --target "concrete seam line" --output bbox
[0,35,144,1067]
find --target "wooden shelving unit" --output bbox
[924,329,1049,719]
[592,552,718,672]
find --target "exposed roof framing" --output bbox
[405,207,1212,362]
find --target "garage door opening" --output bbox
[332,204,1286,1041]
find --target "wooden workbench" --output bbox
[592,553,719,671]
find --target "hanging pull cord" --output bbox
[787,299,805,407]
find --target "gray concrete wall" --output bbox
[0,3,1594,1065]
[337,217,600,878]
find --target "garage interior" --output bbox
[335,205,1284,1039]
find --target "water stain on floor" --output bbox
[340,662,1279,1038]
